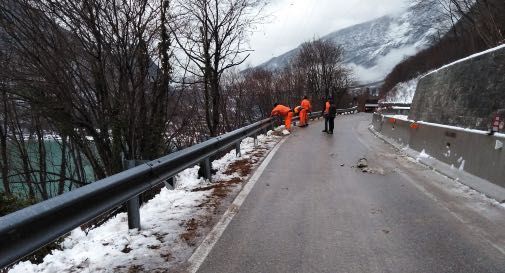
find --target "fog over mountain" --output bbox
[257,2,449,84]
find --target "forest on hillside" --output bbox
[381,0,505,97]
[0,0,352,213]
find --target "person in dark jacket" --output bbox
[327,99,337,134]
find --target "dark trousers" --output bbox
[324,117,329,131]
[328,117,335,133]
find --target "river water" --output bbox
[0,140,94,199]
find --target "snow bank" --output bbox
[12,190,207,273]
[10,133,282,273]
[382,76,420,104]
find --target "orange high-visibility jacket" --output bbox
[301,99,312,111]
[324,101,330,113]
[271,104,291,117]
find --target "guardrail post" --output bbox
[253,134,258,147]
[164,177,175,190]
[124,160,141,230]
[201,157,212,181]
[235,142,241,157]
[126,197,141,230]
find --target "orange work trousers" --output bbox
[285,112,293,130]
[299,109,308,126]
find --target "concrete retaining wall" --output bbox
[409,45,505,130]
[372,114,505,200]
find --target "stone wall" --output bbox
[409,46,505,130]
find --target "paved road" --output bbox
[196,113,505,273]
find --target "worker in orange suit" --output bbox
[299,96,312,127]
[294,106,302,115]
[322,98,331,133]
[293,106,303,127]
[271,103,293,131]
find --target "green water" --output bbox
[0,140,94,200]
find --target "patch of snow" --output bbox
[495,140,504,150]
[10,133,282,273]
[416,149,430,161]
[458,159,466,171]
[422,43,505,78]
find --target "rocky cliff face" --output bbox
[409,45,505,130]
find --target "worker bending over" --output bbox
[271,103,293,131]
[299,96,312,127]
[293,106,303,127]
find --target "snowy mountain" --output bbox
[257,2,449,84]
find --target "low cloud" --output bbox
[246,0,409,67]
[347,44,419,83]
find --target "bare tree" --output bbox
[0,0,175,182]
[293,39,352,106]
[412,0,505,46]
[170,0,267,136]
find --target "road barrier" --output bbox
[372,113,505,201]
[337,106,359,115]
[378,103,411,115]
[0,107,357,269]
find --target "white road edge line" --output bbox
[186,136,288,273]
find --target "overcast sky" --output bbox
[244,0,409,67]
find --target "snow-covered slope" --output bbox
[258,2,449,84]
[381,76,421,103]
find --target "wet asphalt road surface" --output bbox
[196,113,505,273]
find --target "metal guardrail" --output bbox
[376,103,411,115]
[0,107,357,269]
[378,102,411,107]
[0,118,273,268]
[336,106,358,115]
